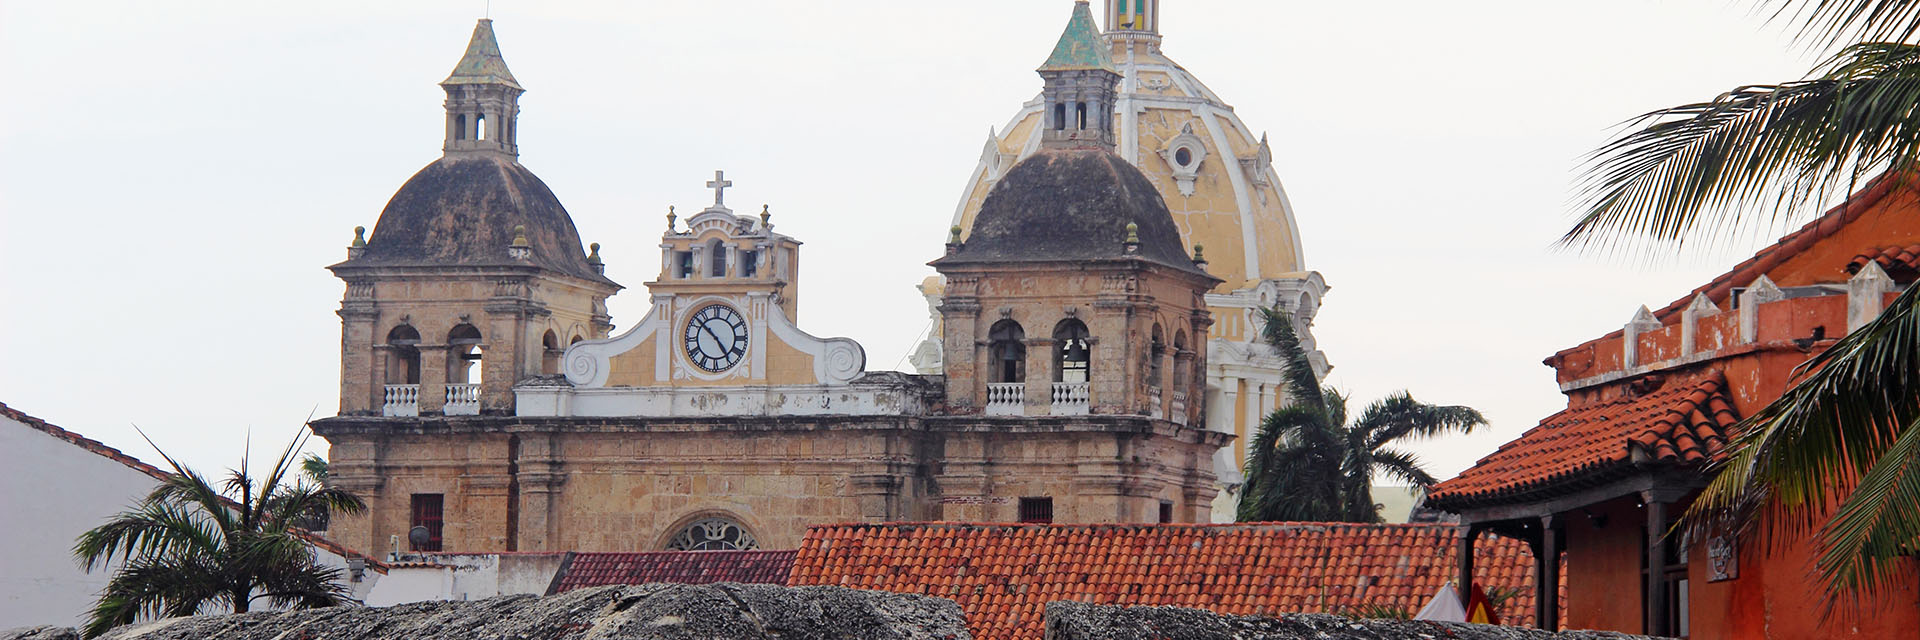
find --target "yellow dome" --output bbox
[949,15,1305,293]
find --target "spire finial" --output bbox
[667,205,677,232]
[352,226,367,247]
[1123,222,1140,253]
[587,242,604,274]
[1192,244,1207,269]
[760,204,772,229]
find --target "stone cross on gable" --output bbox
[707,170,733,208]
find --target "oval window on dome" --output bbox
[1174,147,1194,168]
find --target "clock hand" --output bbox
[700,323,726,351]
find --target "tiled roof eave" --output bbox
[1428,458,1710,514]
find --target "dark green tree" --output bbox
[1237,307,1486,523]
[1567,0,1920,598]
[73,430,365,638]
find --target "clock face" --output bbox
[683,304,749,372]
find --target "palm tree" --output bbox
[1238,307,1487,523]
[1566,0,1920,598]
[72,430,365,638]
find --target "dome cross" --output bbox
[707,170,733,209]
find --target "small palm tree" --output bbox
[73,430,365,638]
[1566,0,1920,599]
[1238,307,1486,523]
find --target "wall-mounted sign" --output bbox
[1707,535,1739,582]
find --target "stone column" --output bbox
[419,346,449,414]
[513,433,565,551]
[1643,492,1671,635]
[1457,524,1479,600]
[1537,515,1561,631]
[938,280,981,412]
[1024,336,1054,412]
[338,303,379,415]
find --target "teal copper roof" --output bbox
[1037,1,1116,73]
[443,19,522,90]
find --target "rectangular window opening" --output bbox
[741,250,759,278]
[1158,500,1175,524]
[1019,497,1054,524]
[676,251,694,278]
[410,493,444,552]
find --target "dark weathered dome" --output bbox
[936,148,1203,275]
[347,155,614,284]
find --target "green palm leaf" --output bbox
[1567,42,1920,251]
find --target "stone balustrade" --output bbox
[444,383,481,416]
[1050,382,1090,416]
[383,384,419,417]
[985,383,1024,416]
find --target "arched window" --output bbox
[541,330,560,375]
[475,113,487,141]
[1053,103,1066,131]
[448,324,483,384]
[665,517,758,551]
[1075,102,1088,130]
[1148,325,1165,389]
[454,115,466,141]
[708,239,727,277]
[988,320,1026,383]
[386,325,422,384]
[1053,319,1091,383]
[1172,330,1190,389]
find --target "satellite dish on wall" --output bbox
[408,526,431,551]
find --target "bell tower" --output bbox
[1039,1,1121,151]
[329,19,620,419]
[442,19,522,159]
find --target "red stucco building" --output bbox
[1428,174,1920,638]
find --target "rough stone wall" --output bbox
[2,584,969,640]
[1041,602,1662,640]
[318,412,1226,554]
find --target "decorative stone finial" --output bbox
[587,242,605,274]
[760,204,772,229]
[1192,244,1207,269]
[1123,222,1141,253]
[347,226,368,259]
[666,206,677,232]
[946,225,964,255]
[508,225,532,260]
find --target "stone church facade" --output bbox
[313,6,1230,555]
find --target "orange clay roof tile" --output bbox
[788,522,1542,640]
[1427,371,1739,510]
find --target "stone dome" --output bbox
[348,155,614,285]
[949,11,1306,292]
[936,148,1205,277]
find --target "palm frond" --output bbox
[1355,392,1488,449]
[1769,0,1920,50]
[74,501,223,572]
[1372,447,1441,488]
[1818,413,1920,594]
[1566,42,1920,252]
[1257,306,1324,409]
[1685,284,1920,598]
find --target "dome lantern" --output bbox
[441,19,523,159]
[1038,1,1121,152]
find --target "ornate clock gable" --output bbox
[528,172,867,408]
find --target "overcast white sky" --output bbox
[0,1,1832,484]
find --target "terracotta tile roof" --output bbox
[547,550,797,594]
[788,522,1541,640]
[1,400,388,573]
[1428,372,1739,511]
[1848,244,1920,280]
